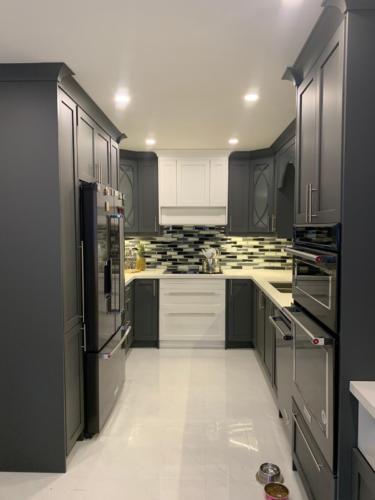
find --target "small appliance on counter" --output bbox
[80,182,127,437]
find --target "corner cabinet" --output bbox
[296,24,344,225]
[158,155,228,226]
[119,151,159,235]
[226,280,254,348]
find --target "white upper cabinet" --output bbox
[177,159,210,206]
[158,152,229,225]
[210,158,228,206]
[159,159,177,207]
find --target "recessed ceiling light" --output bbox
[145,138,156,146]
[228,138,239,145]
[282,0,303,5]
[244,93,259,102]
[114,93,131,107]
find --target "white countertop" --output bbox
[350,381,375,420]
[125,268,293,310]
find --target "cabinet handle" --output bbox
[154,216,157,232]
[230,280,233,296]
[272,214,276,232]
[229,215,232,231]
[292,413,324,472]
[99,161,103,184]
[258,292,264,310]
[153,280,156,297]
[80,241,87,352]
[309,184,318,222]
[305,184,309,223]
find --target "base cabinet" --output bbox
[226,280,254,348]
[64,325,84,456]
[254,287,265,360]
[133,280,159,347]
[254,286,276,389]
[352,449,375,500]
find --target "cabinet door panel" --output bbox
[159,159,177,207]
[255,288,265,360]
[138,158,159,234]
[210,159,228,206]
[77,108,96,182]
[315,36,343,223]
[119,159,138,233]
[64,325,84,455]
[177,159,210,206]
[110,139,119,190]
[95,128,110,186]
[249,157,274,233]
[58,91,81,333]
[276,140,295,239]
[134,280,159,346]
[264,299,275,386]
[226,280,253,347]
[228,159,250,234]
[296,74,318,224]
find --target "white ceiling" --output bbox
[0,0,322,151]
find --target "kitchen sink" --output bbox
[270,282,293,293]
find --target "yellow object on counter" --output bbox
[136,255,146,271]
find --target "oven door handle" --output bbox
[292,413,324,472]
[285,247,337,264]
[269,316,293,341]
[283,308,334,346]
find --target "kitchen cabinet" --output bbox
[0,63,124,472]
[159,279,225,348]
[249,157,274,233]
[254,287,265,360]
[124,282,134,352]
[264,298,275,386]
[352,449,375,500]
[119,151,159,235]
[227,157,250,234]
[77,108,119,189]
[133,280,159,347]
[296,26,343,225]
[158,155,228,225]
[275,138,295,240]
[64,324,84,455]
[226,280,254,348]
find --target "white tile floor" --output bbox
[0,349,308,500]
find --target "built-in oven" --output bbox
[284,306,336,471]
[286,224,340,333]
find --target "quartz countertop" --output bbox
[125,268,293,310]
[350,381,375,420]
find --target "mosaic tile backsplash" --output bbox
[125,226,292,272]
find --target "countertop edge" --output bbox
[350,381,375,420]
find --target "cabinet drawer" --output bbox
[293,401,335,500]
[160,310,225,341]
[160,279,225,293]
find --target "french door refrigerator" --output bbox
[80,183,126,436]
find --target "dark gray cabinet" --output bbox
[275,138,295,240]
[133,280,159,347]
[296,25,343,225]
[0,63,124,473]
[228,157,250,234]
[124,282,134,352]
[254,287,265,360]
[77,108,119,189]
[352,449,375,500]
[249,157,275,233]
[64,325,84,455]
[226,280,254,348]
[120,151,159,235]
[264,299,275,386]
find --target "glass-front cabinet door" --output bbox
[119,159,138,234]
[249,157,274,233]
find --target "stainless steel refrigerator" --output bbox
[80,183,127,436]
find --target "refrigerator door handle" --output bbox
[104,258,112,296]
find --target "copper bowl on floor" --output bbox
[264,482,289,500]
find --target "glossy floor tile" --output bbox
[0,349,308,500]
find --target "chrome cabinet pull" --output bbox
[292,413,324,472]
[271,214,276,232]
[309,184,318,222]
[258,291,264,310]
[229,215,232,231]
[305,184,309,223]
[153,280,156,297]
[154,216,157,232]
[269,315,293,340]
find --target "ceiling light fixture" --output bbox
[244,93,259,102]
[228,138,239,145]
[114,93,131,107]
[145,138,156,146]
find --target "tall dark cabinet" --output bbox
[226,280,254,348]
[0,63,125,473]
[133,280,159,347]
[119,150,159,235]
[284,3,375,499]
